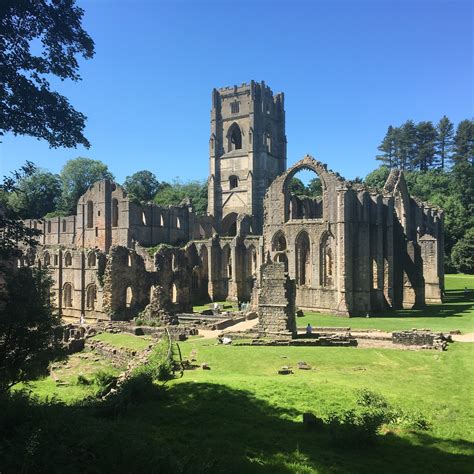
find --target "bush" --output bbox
[327,389,393,447]
[76,374,91,386]
[93,370,116,391]
[141,338,175,382]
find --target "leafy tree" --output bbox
[0,0,94,148]
[414,121,437,171]
[153,179,208,216]
[0,164,61,393]
[398,120,417,170]
[364,166,390,189]
[123,170,163,203]
[289,177,322,198]
[451,228,474,274]
[59,157,114,214]
[435,116,454,169]
[7,170,61,219]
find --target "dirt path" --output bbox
[197,318,258,339]
[451,333,474,342]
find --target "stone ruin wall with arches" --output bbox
[19,81,445,321]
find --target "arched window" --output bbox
[160,215,164,227]
[229,175,239,189]
[221,212,237,237]
[127,254,132,267]
[149,285,155,303]
[88,252,96,267]
[62,219,67,232]
[125,286,133,308]
[171,254,177,271]
[171,283,178,303]
[296,231,311,286]
[63,283,73,307]
[43,252,50,267]
[86,284,97,310]
[47,221,51,233]
[320,233,334,287]
[176,216,181,229]
[228,123,242,151]
[272,231,287,252]
[248,245,257,275]
[192,268,199,289]
[142,211,147,225]
[265,129,272,153]
[86,201,93,228]
[222,245,232,279]
[64,252,72,267]
[112,199,119,227]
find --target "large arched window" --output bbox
[265,128,272,154]
[47,221,51,233]
[285,167,323,221]
[62,219,67,232]
[86,284,97,310]
[295,231,311,286]
[63,283,73,308]
[86,200,94,228]
[43,252,50,267]
[112,199,119,227]
[228,123,242,151]
[64,251,72,267]
[272,231,287,252]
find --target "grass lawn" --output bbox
[89,331,152,351]
[298,274,474,333]
[14,350,120,403]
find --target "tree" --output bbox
[451,227,474,274]
[7,170,61,219]
[0,164,61,393]
[289,177,322,198]
[0,0,94,148]
[59,157,114,214]
[153,179,208,216]
[435,116,454,169]
[398,120,417,170]
[364,166,390,189]
[376,126,398,168]
[123,170,162,203]
[452,119,474,165]
[414,121,437,171]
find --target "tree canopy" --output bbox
[59,157,114,214]
[153,179,208,216]
[123,170,164,203]
[0,0,95,148]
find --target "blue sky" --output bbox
[1,0,472,184]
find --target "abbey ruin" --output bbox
[22,81,445,321]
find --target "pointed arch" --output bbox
[272,231,287,252]
[63,283,73,308]
[227,122,242,151]
[86,200,94,228]
[295,230,311,286]
[320,231,335,287]
[86,284,97,310]
[112,198,119,227]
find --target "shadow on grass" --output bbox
[1,381,473,473]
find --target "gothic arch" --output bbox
[63,283,73,308]
[222,244,232,279]
[227,122,242,151]
[86,284,97,310]
[272,231,287,252]
[320,231,335,287]
[86,200,94,228]
[295,230,312,286]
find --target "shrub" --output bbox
[93,370,116,391]
[76,374,91,386]
[327,389,393,447]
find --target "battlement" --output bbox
[213,80,282,103]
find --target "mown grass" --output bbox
[89,332,152,351]
[298,274,474,333]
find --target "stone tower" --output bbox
[208,81,286,235]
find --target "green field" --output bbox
[298,274,474,333]
[90,331,152,351]
[2,274,473,473]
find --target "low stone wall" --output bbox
[85,340,142,368]
[392,330,451,350]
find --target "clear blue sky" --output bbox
[1,0,472,184]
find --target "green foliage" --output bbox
[138,338,174,382]
[59,157,115,214]
[123,170,164,203]
[364,165,390,188]
[76,374,91,386]
[435,116,454,169]
[153,178,208,216]
[0,266,61,393]
[93,370,116,390]
[451,228,474,274]
[7,170,62,219]
[0,0,94,148]
[288,177,322,198]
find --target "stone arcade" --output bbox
[21,81,444,321]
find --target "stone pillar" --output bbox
[258,262,296,338]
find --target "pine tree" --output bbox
[376,126,397,168]
[398,121,417,170]
[452,119,474,165]
[414,121,437,171]
[435,116,454,169]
